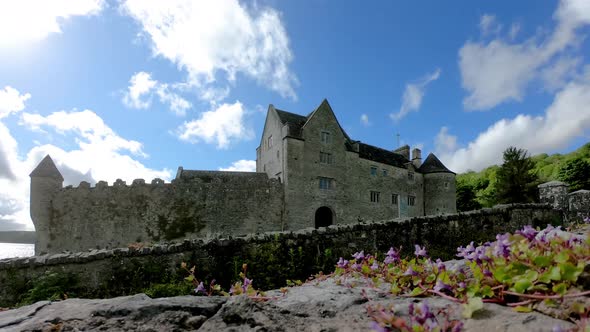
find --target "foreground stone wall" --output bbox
[43,171,284,254]
[0,204,561,307]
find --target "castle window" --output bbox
[382,169,388,176]
[319,177,334,190]
[392,194,398,205]
[444,182,449,188]
[408,195,416,206]
[408,171,414,181]
[321,131,332,143]
[267,135,273,149]
[370,166,377,176]
[320,152,333,164]
[370,191,380,203]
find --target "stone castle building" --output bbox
[30,99,456,254]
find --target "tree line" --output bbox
[456,143,590,212]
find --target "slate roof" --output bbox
[538,180,568,188]
[275,108,308,139]
[418,153,455,174]
[30,155,64,180]
[358,143,409,168]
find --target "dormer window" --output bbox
[320,131,331,143]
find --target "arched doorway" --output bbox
[315,206,333,228]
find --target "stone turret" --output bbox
[419,153,456,215]
[30,155,63,255]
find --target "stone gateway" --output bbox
[30,99,456,255]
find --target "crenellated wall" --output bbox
[35,170,284,254]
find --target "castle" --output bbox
[30,99,456,255]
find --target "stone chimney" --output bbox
[393,144,410,160]
[412,148,422,168]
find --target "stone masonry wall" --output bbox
[0,204,561,307]
[44,172,284,254]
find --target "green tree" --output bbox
[494,147,539,204]
[557,157,590,191]
[456,182,482,212]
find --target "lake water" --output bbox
[0,242,35,260]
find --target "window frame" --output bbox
[370,166,378,176]
[320,131,332,144]
[370,191,380,203]
[408,195,416,206]
[319,177,334,190]
[391,193,398,205]
[319,151,334,164]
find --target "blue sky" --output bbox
[1,0,589,231]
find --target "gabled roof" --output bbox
[358,143,409,168]
[275,108,308,139]
[418,153,455,174]
[30,155,64,180]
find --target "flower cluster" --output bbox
[367,301,463,332]
[333,224,589,331]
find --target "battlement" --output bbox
[62,178,171,191]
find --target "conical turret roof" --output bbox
[418,153,455,174]
[30,155,64,180]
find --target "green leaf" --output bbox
[513,279,532,293]
[533,256,552,268]
[479,285,494,298]
[493,267,510,283]
[184,275,194,282]
[409,287,423,297]
[552,283,567,295]
[554,251,569,264]
[539,266,561,283]
[559,262,582,282]
[462,297,484,318]
[513,305,533,313]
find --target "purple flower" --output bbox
[452,321,464,332]
[493,233,512,258]
[403,266,419,276]
[435,258,446,271]
[516,225,538,241]
[458,281,466,289]
[414,245,427,257]
[413,301,435,325]
[384,247,399,264]
[337,257,349,268]
[584,216,590,224]
[195,281,206,294]
[370,321,388,332]
[242,277,252,292]
[370,261,379,271]
[472,246,490,263]
[456,242,475,259]
[352,250,365,261]
[433,280,452,293]
[351,263,362,271]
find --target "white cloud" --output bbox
[121,0,298,100]
[0,0,105,47]
[0,86,31,119]
[459,0,590,111]
[123,71,192,116]
[360,113,371,127]
[509,23,521,40]
[436,70,590,173]
[480,14,501,36]
[390,68,441,121]
[0,102,172,231]
[540,56,582,92]
[219,159,256,172]
[177,101,254,149]
[123,71,158,109]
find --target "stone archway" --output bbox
[315,206,333,228]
